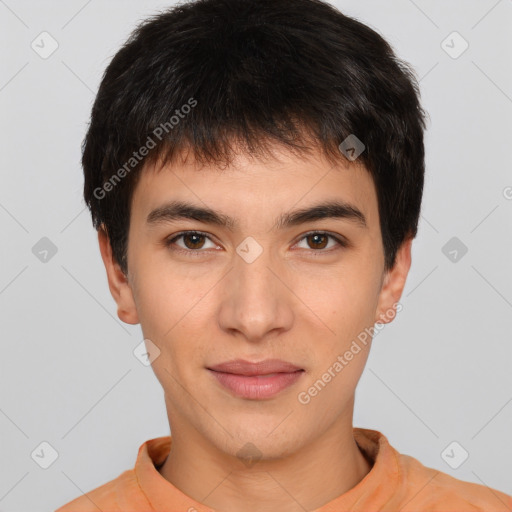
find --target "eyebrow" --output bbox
[146,199,367,231]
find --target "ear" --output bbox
[374,237,413,324]
[97,227,139,325]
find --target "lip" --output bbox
[208,359,303,376]
[207,359,305,400]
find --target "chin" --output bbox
[216,422,304,462]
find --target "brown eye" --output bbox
[182,233,206,249]
[295,231,347,253]
[306,233,329,249]
[165,231,217,253]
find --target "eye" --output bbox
[294,231,348,253]
[164,231,219,254]
[164,230,348,256]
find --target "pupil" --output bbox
[185,234,204,249]
[310,234,327,249]
[182,234,329,250]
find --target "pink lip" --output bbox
[207,359,305,400]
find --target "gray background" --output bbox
[1,0,511,510]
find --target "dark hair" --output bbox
[83,0,427,275]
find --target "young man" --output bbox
[56,0,512,510]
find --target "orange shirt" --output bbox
[55,428,512,511]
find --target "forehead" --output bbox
[131,143,379,230]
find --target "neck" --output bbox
[158,419,372,512]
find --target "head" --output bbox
[85,0,426,461]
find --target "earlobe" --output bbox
[97,227,140,325]
[374,238,413,325]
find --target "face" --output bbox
[99,142,412,461]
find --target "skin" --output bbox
[98,141,412,512]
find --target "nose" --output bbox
[217,244,294,343]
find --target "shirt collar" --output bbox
[134,428,400,511]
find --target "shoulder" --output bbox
[54,469,149,512]
[396,452,512,511]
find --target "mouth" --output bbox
[207,359,305,400]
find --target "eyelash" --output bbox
[164,230,349,256]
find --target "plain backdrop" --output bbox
[0,0,511,510]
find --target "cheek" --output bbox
[132,270,213,366]
[296,341,370,418]
[313,266,381,341]
[132,257,199,331]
